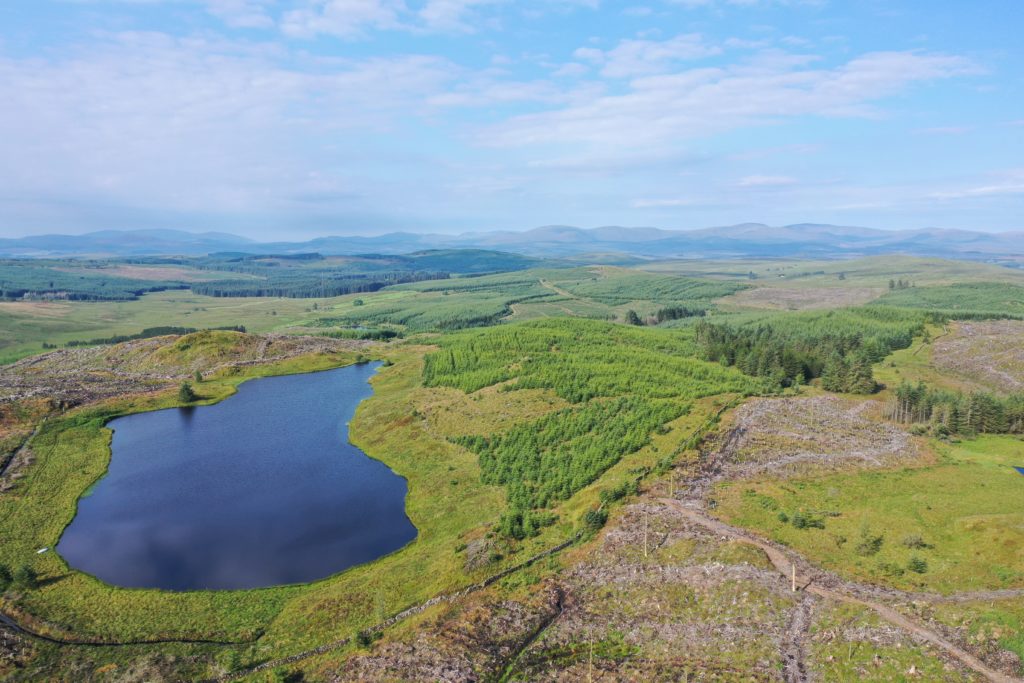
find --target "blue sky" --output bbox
[1,0,1021,238]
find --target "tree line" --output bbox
[189,271,448,298]
[693,308,925,394]
[0,261,186,301]
[889,381,1024,436]
[624,305,707,326]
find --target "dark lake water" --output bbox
[57,362,417,591]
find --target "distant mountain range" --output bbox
[1,224,1021,261]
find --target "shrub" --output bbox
[498,509,557,540]
[901,534,931,550]
[878,561,905,577]
[907,556,929,574]
[583,509,608,532]
[854,528,884,556]
[0,564,11,592]
[791,511,825,530]
[12,565,38,590]
[599,480,638,505]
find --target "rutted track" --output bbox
[659,498,1023,683]
[493,587,566,683]
[780,593,813,683]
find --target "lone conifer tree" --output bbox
[178,381,197,403]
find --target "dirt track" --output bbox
[659,498,1022,683]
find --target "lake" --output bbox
[57,362,417,591]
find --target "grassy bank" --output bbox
[0,350,371,642]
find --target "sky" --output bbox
[0,0,1021,238]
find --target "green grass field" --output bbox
[874,282,1024,318]
[871,323,990,394]
[0,291,329,363]
[641,256,1024,312]
[641,255,1024,288]
[713,435,1024,593]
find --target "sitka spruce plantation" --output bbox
[3,3,1024,682]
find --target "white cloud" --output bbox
[483,51,981,147]
[622,6,654,16]
[0,32,458,214]
[419,0,499,32]
[630,197,698,207]
[737,174,798,187]
[929,169,1024,200]
[427,78,585,107]
[914,125,972,135]
[281,0,406,38]
[667,0,825,6]
[278,0,505,36]
[573,33,720,78]
[529,149,707,172]
[205,0,274,28]
[551,62,589,78]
